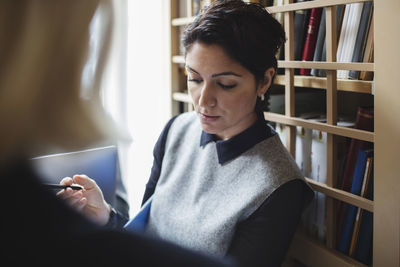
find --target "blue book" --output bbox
[337,149,372,254]
[124,196,152,233]
[354,164,374,265]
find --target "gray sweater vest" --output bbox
[146,112,305,256]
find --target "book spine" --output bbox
[359,13,374,81]
[348,2,373,79]
[300,8,323,75]
[336,4,352,64]
[273,0,284,26]
[343,3,364,78]
[337,3,355,79]
[349,156,373,256]
[336,106,374,244]
[311,8,326,76]
[354,161,374,265]
[293,0,310,62]
[318,5,345,77]
[337,149,371,254]
[193,0,200,16]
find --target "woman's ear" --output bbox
[257,67,275,97]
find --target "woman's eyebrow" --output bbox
[185,65,242,77]
[211,71,242,78]
[185,65,199,74]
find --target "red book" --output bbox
[299,8,323,75]
[336,106,374,245]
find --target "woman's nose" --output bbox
[198,83,216,108]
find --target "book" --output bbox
[310,121,329,242]
[338,2,364,79]
[337,149,373,254]
[310,8,326,76]
[199,0,211,12]
[359,12,374,81]
[293,0,310,62]
[349,156,373,256]
[318,5,345,77]
[273,0,284,26]
[354,167,374,265]
[297,115,352,242]
[295,125,312,178]
[336,106,374,244]
[193,0,200,16]
[348,2,373,79]
[299,7,323,75]
[336,3,352,71]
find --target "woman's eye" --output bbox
[188,78,202,84]
[218,82,236,90]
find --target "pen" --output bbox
[43,183,83,191]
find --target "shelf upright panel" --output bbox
[284,0,296,156]
[170,0,181,116]
[374,0,400,265]
[325,4,338,250]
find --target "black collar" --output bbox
[200,112,276,164]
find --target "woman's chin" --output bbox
[200,124,218,135]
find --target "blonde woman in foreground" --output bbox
[0,1,235,266]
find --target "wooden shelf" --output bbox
[264,112,374,142]
[168,0,400,266]
[174,56,375,72]
[278,61,374,71]
[274,75,372,94]
[172,92,192,103]
[172,16,194,26]
[172,55,185,64]
[287,232,367,267]
[171,1,373,26]
[306,178,373,212]
[267,0,371,14]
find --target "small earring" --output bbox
[260,95,265,101]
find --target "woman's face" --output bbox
[186,42,265,140]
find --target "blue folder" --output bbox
[124,196,152,232]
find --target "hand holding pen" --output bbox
[55,175,111,226]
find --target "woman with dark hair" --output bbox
[61,1,313,266]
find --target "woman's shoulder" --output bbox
[167,111,199,133]
[173,111,197,124]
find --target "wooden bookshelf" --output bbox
[167,0,400,266]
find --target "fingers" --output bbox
[60,176,73,186]
[57,187,87,211]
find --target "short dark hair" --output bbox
[182,0,286,85]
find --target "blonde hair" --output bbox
[0,0,117,162]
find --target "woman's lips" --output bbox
[200,112,220,122]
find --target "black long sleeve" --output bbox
[227,179,312,267]
[142,116,178,205]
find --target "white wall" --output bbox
[124,0,171,216]
[101,0,171,217]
